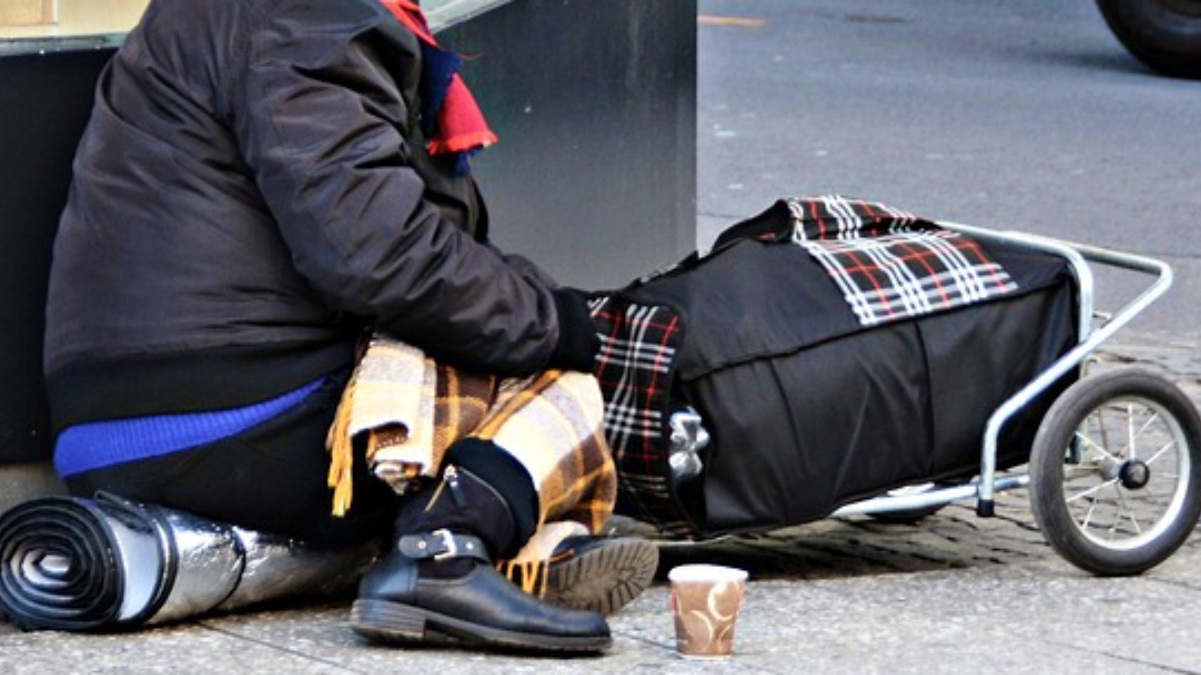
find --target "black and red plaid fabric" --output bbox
[785,196,1018,326]
[587,296,693,535]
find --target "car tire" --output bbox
[1097,0,1201,79]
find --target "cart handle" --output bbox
[937,221,1173,516]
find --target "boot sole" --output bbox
[350,598,611,653]
[544,538,659,616]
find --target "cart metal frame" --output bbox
[832,223,1174,520]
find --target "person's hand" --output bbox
[548,288,600,372]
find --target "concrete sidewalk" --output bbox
[3,339,1201,674]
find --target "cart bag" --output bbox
[590,196,1078,538]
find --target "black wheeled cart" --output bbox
[593,196,1201,576]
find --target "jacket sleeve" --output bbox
[230,1,563,375]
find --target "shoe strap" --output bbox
[398,528,490,562]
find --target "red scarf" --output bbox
[380,0,498,158]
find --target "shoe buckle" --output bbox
[432,528,458,561]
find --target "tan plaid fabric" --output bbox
[326,337,615,546]
[326,339,496,513]
[476,369,617,535]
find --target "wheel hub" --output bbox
[1119,459,1152,490]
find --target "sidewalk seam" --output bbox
[195,621,369,674]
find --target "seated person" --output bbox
[44,0,652,653]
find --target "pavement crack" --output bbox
[195,621,369,674]
[611,629,672,652]
[1047,637,1201,674]
[1145,576,1201,594]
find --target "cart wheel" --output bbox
[1029,370,1201,576]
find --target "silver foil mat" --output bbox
[0,495,380,631]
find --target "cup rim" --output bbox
[667,564,749,583]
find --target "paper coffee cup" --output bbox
[668,564,748,659]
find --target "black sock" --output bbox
[445,438,540,552]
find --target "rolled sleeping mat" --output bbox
[0,494,380,631]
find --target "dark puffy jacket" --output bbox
[44,0,571,429]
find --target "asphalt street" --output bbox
[697,0,1201,340]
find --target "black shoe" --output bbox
[351,529,611,653]
[543,536,659,615]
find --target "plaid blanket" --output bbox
[326,336,615,551]
[786,196,1019,326]
[588,297,691,535]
